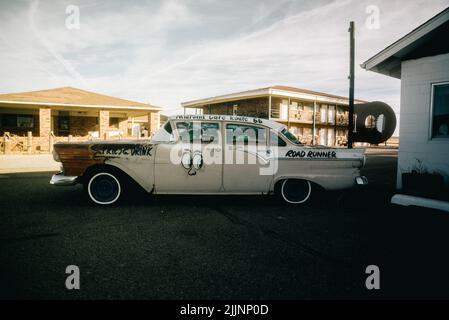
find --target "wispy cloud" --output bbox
[0,0,448,122]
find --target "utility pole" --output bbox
[348,21,355,149]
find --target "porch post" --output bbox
[27,131,32,154]
[39,107,51,152]
[268,95,272,119]
[119,118,128,138]
[99,110,109,140]
[148,111,160,137]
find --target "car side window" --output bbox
[150,121,174,143]
[164,121,173,134]
[270,130,287,147]
[201,122,220,143]
[176,121,219,144]
[176,122,192,142]
[226,124,267,145]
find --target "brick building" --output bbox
[0,87,161,153]
[182,85,366,146]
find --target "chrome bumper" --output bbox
[355,176,369,186]
[50,172,78,186]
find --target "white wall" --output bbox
[398,53,449,188]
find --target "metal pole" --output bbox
[348,21,355,149]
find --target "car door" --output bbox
[154,120,223,193]
[222,122,273,193]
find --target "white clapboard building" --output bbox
[362,8,449,211]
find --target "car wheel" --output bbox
[87,172,122,205]
[280,179,312,204]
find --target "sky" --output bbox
[1,0,449,127]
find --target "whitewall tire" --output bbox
[281,179,312,204]
[87,172,122,205]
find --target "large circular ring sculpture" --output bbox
[353,101,397,144]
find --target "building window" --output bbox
[431,83,449,139]
[232,105,238,116]
[280,100,288,120]
[17,115,34,128]
[58,111,70,135]
[1,114,34,128]
[109,117,119,129]
[320,104,328,123]
[328,105,335,124]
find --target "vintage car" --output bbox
[50,114,368,205]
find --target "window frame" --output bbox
[224,122,268,147]
[174,120,221,144]
[1,114,35,130]
[150,121,174,143]
[429,81,449,141]
[269,129,287,147]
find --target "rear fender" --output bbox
[270,170,358,191]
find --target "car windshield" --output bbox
[150,121,174,143]
[281,128,302,145]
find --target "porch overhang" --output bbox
[0,100,160,117]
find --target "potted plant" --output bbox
[401,159,445,199]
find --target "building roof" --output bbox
[181,85,366,108]
[0,87,162,111]
[361,7,449,78]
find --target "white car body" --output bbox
[51,114,367,204]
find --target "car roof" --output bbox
[168,114,285,131]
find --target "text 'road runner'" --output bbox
[285,150,337,159]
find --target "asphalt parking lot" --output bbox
[1,151,449,299]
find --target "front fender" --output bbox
[104,158,154,192]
